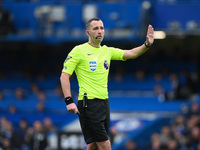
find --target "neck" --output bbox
[88,41,101,48]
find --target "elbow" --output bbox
[60,72,70,82]
[60,75,62,82]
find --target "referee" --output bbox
[60,18,154,150]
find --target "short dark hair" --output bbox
[86,18,101,29]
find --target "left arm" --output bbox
[123,25,154,60]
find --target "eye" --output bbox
[93,27,98,30]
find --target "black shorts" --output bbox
[78,99,110,144]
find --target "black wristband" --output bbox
[144,41,151,48]
[65,96,74,105]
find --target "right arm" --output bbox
[60,72,79,114]
[60,72,72,97]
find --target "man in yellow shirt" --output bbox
[60,18,154,150]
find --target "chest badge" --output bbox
[89,61,97,71]
[104,60,109,70]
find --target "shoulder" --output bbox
[101,45,121,53]
[76,42,89,48]
[70,43,85,53]
[102,45,119,51]
[100,45,110,52]
[73,43,89,51]
[102,45,119,52]
[102,45,108,49]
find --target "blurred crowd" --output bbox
[149,101,200,150]
[0,83,64,114]
[0,116,56,150]
[121,101,200,150]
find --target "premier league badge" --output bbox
[104,60,109,70]
[89,61,97,71]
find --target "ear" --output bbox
[86,30,90,36]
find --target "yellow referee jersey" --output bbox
[62,43,126,100]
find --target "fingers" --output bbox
[68,109,75,113]
[148,25,154,36]
[146,25,154,45]
[68,109,78,114]
[67,108,77,113]
[66,104,79,114]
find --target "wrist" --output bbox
[65,96,74,105]
[144,41,151,48]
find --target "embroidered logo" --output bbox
[104,60,109,70]
[89,61,97,71]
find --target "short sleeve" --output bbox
[109,47,126,61]
[62,47,80,75]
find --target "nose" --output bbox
[98,28,103,34]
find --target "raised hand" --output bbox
[146,25,154,47]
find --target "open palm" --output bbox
[146,25,154,46]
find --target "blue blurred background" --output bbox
[0,0,200,150]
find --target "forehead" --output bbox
[90,20,104,28]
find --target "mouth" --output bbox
[96,36,102,39]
